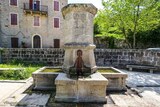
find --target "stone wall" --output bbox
[1,48,160,68]
[2,48,64,66]
[95,49,160,68]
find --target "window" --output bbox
[11,38,18,48]
[33,1,40,11]
[54,1,59,11]
[34,16,40,26]
[11,13,17,25]
[54,18,59,28]
[10,0,17,6]
[54,39,60,48]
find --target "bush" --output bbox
[0,60,43,80]
[0,70,29,80]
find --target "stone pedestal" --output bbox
[61,4,98,75]
[55,72,108,103]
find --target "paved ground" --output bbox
[0,69,160,107]
[0,82,25,103]
[122,69,160,93]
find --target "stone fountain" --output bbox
[54,4,108,103]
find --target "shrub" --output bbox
[0,60,43,80]
[0,70,29,80]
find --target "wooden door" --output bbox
[11,38,18,48]
[54,39,60,48]
[33,35,41,48]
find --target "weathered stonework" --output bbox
[32,67,127,91]
[2,48,65,65]
[61,4,98,74]
[100,67,127,91]
[1,49,160,69]
[32,67,59,90]
[63,44,97,74]
[62,4,97,18]
[0,0,68,48]
[55,72,108,103]
[62,4,97,44]
[95,49,160,68]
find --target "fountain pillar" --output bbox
[62,4,98,76]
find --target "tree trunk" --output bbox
[133,4,140,49]
[122,27,132,48]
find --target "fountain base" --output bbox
[55,72,108,103]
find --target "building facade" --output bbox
[0,0,68,48]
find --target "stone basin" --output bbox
[99,67,128,91]
[54,72,108,103]
[32,66,61,90]
[32,67,127,91]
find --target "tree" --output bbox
[95,0,160,48]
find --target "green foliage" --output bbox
[0,60,43,80]
[0,70,29,80]
[136,25,160,48]
[95,0,160,48]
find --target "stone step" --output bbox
[110,94,156,107]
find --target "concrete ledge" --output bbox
[0,77,32,83]
[55,72,108,103]
[126,65,157,73]
[32,66,60,90]
[100,67,128,91]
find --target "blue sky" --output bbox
[68,0,103,9]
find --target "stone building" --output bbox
[0,0,68,48]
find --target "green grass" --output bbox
[42,68,62,73]
[0,60,43,80]
[98,69,118,73]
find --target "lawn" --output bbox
[0,60,43,80]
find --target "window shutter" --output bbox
[54,1,59,11]
[11,14,17,25]
[54,39,60,48]
[14,0,17,5]
[10,0,14,5]
[56,1,59,11]
[34,16,40,26]
[10,0,17,6]
[29,0,33,9]
[54,18,59,28]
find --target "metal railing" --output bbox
[24,3,48,13]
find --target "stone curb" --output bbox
[0,78,33,104]
[0,77,32,83]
